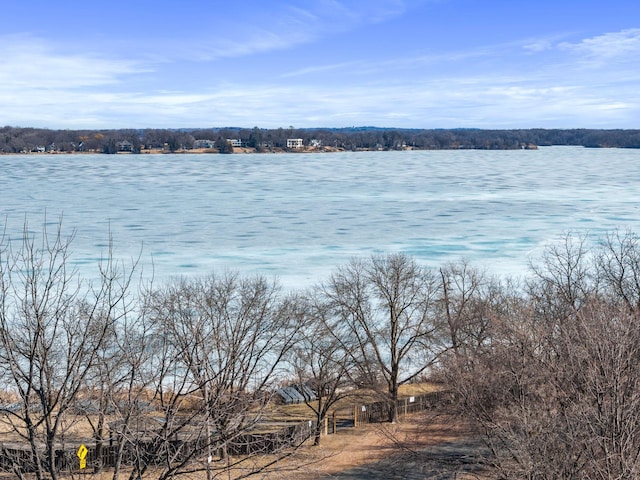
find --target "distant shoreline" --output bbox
[3,125,639,154]
[9,145,640,155]
[1,145,545,155]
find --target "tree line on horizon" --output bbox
[1,125,640,154]
[3,221,640,478]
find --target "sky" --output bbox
[2,0,640,130]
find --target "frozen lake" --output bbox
[1,146,639,289]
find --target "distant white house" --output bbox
[310,139,322,148]
[287,138,304,149]
[227,139,246,147]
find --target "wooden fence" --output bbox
[0,391,451,473]
[0,420,317,474]
[228,421,315,455]
[353,390,454,427]
[0,444,34,473]
[320,390,454,435]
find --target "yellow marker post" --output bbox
[77,444,88,469]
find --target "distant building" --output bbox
[226,139,246,147]
[117,140,133,152]
[194,139,215,149]
[287,138,304,149]
[310,139,322,148]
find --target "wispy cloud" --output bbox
[280,61,367,79]
[192,29,313,61]
[0,34,155,128]
[0,34,147,90]
[523,39,555,53]
[163,0,417,63]
[559,28,640,59]
[323,0,409,24]
[280,42,506,80]
[303,0,410,25]
[522,33,574,53]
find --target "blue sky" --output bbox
[2,0,639,129]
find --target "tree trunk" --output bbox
[389,385,399,423]
[314,420,322,446]
[94,419,105,473]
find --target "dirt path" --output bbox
[269,410,492,480]
[311,438,489,480]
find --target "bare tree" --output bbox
[0,220,134,480]
[79,297,162,479]
[322,253,441,423]
[447,233,640,479]
[596,228,640,311]
[455,297,640,479]
[436,261,500,359]
[115,315,210,480]
[527,232,595,318]
[290,291,354,445]
[144,271,304,479]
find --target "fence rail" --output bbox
[354,390,454,426]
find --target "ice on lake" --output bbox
[2,146,639,289]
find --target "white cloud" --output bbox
[0,34,147,91]
[3,72,637,130]
[523,39,555,53]
[559,28,640,60]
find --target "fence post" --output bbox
[324,415,328,436]
[332,411,337,434]
[353,405,358,428]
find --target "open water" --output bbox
[1,146,639,289]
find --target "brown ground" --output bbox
[258,409,491,480]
